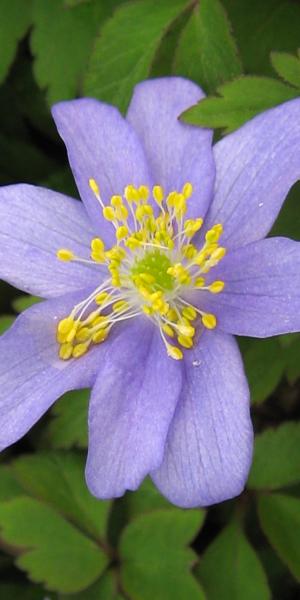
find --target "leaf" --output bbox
[0,0,32,83]
[45,389,89,449]
[248,422,300,491]
[181,76,299,134]
[284,337,300,384]
[125,477,171,518]
[271,181,300,242]
[239,338,285,404]
[63,569,123,600]
[120,509,205,600]
[257,493,300,582]
[0,315,14,335]
[12,295,42,313]
[0,497,108,593]
[12,451,110,542]
[0,583,52,600]
[30,0,112,104]
[196,520,270,600]
[271,50,300,89]
[174,0,242,93]
[0,466,24,501]
[83,0,189,113]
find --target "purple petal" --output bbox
[151,330,253,508]
[205,98,300,248]
[0,184,99,298]
[199,237,300,337]
[85,319,182,499]
[0,290,101,450]
[52,99,152,243]
[126,77,215,219]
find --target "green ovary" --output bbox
[131,250,175,291]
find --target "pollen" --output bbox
[56,180,226,361]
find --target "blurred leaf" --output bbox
[271,50,300,89]
[271,182,300,241]
[0,315,14,335]
[12,295,42,313]
[12,451,110,541]
[125,477,171,518]
[84,0,189,113]
[0,466,24,501]
[120,509,205,600]
[0,0,32,83]
[0,497,108,593]
[239,338,284,404]
[258,493,300,582]
[63,569,123,600]
[31,0,111,103]
[64,0,91,6]
[0,134,57,183]
[0,583,52,600]
[174,0,242,93]
[248,422,300,490]
[196,520,270,600]
[223,0,300,76]
[46,389,89,449]
[181,76,298,134]
[284,338,300,384]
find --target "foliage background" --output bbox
[0,0,300,598]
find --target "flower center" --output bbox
[56,181,226,361]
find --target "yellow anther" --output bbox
[106,247,126,261]
[95,291,109,305]
[76,327,91,342]
[211,247,226,261]
[124,184,139,203]
[116,225,129,241]
[89,178,100,196]
[184,218,203,237]
[66,327,77,343]
[205,224,223,243]
[194,277,206,288]
[162,323,174,338]
[167,308,178,321]
[111,195,123,207]
[167,344,183,360]
[115,204,128,221]
[113,300,129,312]
[153,185,164,205]
[139,272,155,284]
[103,206,115,221]
[59,343,73,360]
[72,342,90,358]
[182,182,193,199]
[209,281,225,294]
[182,244,197,259]
[166,191,177,208]
[93,316,108,328]
[142,305,153,315]
[57,249,74,262]
[182,306,197,320]
[177,322,195,338]
[202,313,217,329]
[58,317,75,335]
[178,334,193,348]
[139,185,149,200]
[111,276,121,288]
[174,193,186,217]
[91,238,105,253]
[92,329,109,344]
[91,251,105,263]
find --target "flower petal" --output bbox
[0,290,101,450]
[205,98,300,248]
[126,77,215,219]
[52,99,152,243]
[0,184,99,298]
[85,319,182,499]
[151,330,253,508]
[199,237,300,337]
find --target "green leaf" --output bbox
[12,295,42,313]
[248,422,300,491]
[12,451,110,542]
[125,477,171,518]
[181,76,299,134]
[63,569,123,600]
[257,493,300,582]
[0,0,32,83]
[0,315,15,335]
[31,0,111,103]
[284,337,300,384]
[0,466,24,501]
[0,497,108,593]
[196,520,270,600]
[239,338,284,404]
[84,0,189,113]
[46,389,89,449]
[174,0,242,93]
[120,509,205,600]
[271,182,300,241]
[0,583,52,600]
[271,50,300,89]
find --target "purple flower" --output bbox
[0,78,300,508]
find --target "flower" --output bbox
[0,78,300,508]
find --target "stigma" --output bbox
[56,180,226,361]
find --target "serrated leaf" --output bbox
[0,0,32,83]
[125,477,171,519]
[271,50,300,89]
[46,389,89,449]
[0,497,108,593]
[181,76,299,134]
[196,520,270,600]
[0,315,14,335]
[12,295,42,313]
[257,493,300,582]
[174,0,242,93]
[239,338,284,404]
[120,509,205,600]
[248,422,300,490]
[12,451,110,541]
[31,0,112,104]
[62,569,123,600]
[84,0,189,113]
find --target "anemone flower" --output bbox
[0,78,299,508]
